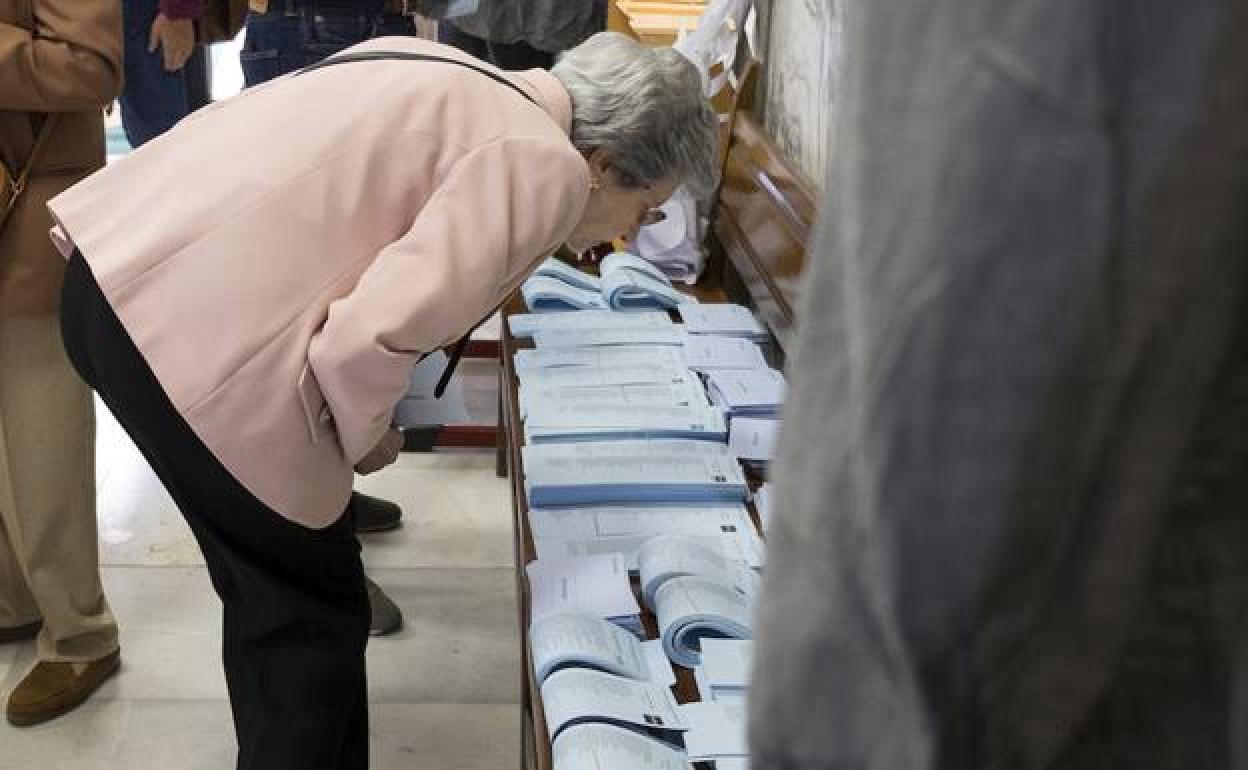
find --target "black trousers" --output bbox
[60,252,370,770]
[437,21,555,70]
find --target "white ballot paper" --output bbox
[682,336,768,371]
[508,310,673,338]
[522,275,609,312]
[553,723,694,770]
[513,346,688,374]
[677,304,768,339]
[528,505,763,572]
[728,417,780,461]
[531,257,602,292]
[753,483,774,532]
[540,668,688,741]
[705,369,787,416]
[714,760,750,770]
[519,379,708,419]
[699,639,753,692]
[517,364,694,389]
[654,574,758,668]
[526,554,641,629]
[534,326,687,349]
[530,612,675,686]
[523,402,727,445]
[679,701,748,760]
[639,535,759,609]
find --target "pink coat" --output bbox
[49,37,590,528]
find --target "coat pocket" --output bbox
[297,363,336,443]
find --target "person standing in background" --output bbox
[118,0,214,148]
[750,1,1248,768]
[240,0,420,87]
[0,0,123,727]
[438,0,606,70]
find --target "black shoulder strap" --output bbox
[297,51,538,106]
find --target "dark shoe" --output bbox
[0,620,42,645]
[6,650,120,726]
[366,577,403,637]
[352,491,402,534]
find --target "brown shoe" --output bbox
[0,620,41,644]
[6,650,120,727]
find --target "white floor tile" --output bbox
[356,453,515,570]
[366,568,521,705]
[370,703,520,770]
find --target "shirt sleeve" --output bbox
[0,0,122,111]
[159,0,205,21]
[307,136,589,463]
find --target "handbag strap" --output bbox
[7,114,58,206]
[297,51,538,107]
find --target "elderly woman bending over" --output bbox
[50,31,716,770]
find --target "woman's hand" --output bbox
[353,428,404,475]
[148,13,196,72]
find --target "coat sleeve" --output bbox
[0,0,122,111]
[307,136,588,464]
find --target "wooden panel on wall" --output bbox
[710,112,817,352]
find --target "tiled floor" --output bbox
[0,400,520,769]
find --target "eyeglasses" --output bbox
[641,209,667,227]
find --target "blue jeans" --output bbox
[118,0,212,148]
[240,1,418,86]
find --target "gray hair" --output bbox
[552,32,719,198]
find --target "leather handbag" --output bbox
[0,115,57,234]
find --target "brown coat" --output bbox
[0,0,121,317]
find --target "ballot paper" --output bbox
[752,483,774,532]
[524,402,728,445]
[517,364,694,389]
[531,258,602,292]
[629,189,704,285]
[508,310,673,339]
[677,304,768,340]
[697,639,753,698]
[728,417,780,461]
[522,275,610,312]
[638,535,758,609]
[705,369,787,417]
[526,554,641,634]
[513,346,689,374]
[654,574,758,668]
[519,380,709,420]
[714,760,750,770]
[539,668,688,741]
[527,505,763,573]
[552,723,694,770]
[534,326,687,349]
[681,336,768,371]
[530,612,675,686]
[522,440,749,507]
[600,268,697,312]
[679,701,748,760]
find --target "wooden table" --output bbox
[496,280,767,770]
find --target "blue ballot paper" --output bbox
[520,254,697,313]
[523,440,749,507]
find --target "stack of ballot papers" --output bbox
[638,535,759,609]
[529,612,675,686]
[681,335,769,372]
[628,187,705,285]
[519,379,709,420]
[522,440,750,507]
[521,255,698,313]
[524,401,728,444]
[533,326,686,349]
[677,304,769,341]
[705,368,787,418]
[508,309,673,339]
[752,483,774,532]
[517,362,694,389]
[553,723,694,770]
[692,639,752,704]
[678,701,748,762]
[540,668,689,742]
[727,417,780,468]
[654,573,759,668]
[527,505,763,573]
[526,554,643,635]
[513,345,688,375]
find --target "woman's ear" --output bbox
[585,148,614,182]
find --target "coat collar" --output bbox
[512,69,574,138]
